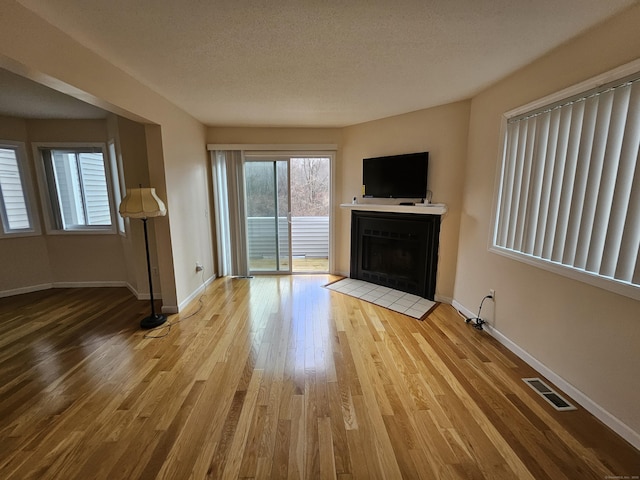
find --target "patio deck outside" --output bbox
[248,216,329,272]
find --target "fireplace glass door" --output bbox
[350,211,440,299]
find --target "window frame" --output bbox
[33,142,118,235]
[0,140,40,238]
[108,139,126,236]
[489,59,640,301]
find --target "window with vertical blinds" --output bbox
[492,71,640,301]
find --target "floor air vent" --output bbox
[522,378,576,411]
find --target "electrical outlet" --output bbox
[195,262,203,272]
[489,289,495,299]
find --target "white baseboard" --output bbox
[136,293,164,300]
[0,283,53,298]
[452,299,640,450]
[434,294,452,304]
[1,281,163,301]
[451,300,475,320]
[1,281,133,298]
[126,284,175,313]
[125,283,139,299]
[1,281,178,315]
[53,281,129,289]
[175,274,217,313]
[125,283,163,301]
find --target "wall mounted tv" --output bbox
[362,152,429,199]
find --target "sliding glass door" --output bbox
[245,159,291,273]
[245,154,331,274]
[289,156,330,273]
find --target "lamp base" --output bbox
[140,313,167,329]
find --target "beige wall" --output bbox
[339,103,470,300]
[0,0,213,310]
[455,5,640,437]
[0,236,52,292]
[26,118,107,142]
[0,116,51,292]
[207,113,469,303]
[157,120,210,306]
[208,127,343,145]
[45,235,126,284]
[108,115,164,297]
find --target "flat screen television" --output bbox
[362,152,429,198]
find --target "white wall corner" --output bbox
[451,299,640,450]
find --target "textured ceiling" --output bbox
[11,0,640,127]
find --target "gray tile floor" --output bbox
[325,278,436,319]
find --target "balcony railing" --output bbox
[247,216,329,258]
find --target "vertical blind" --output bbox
[494,75,640,293]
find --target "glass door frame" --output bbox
[244,151,334,275]
[244,154,292,274]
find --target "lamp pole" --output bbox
[140,216,166,329]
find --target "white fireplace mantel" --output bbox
[340,203,447,215]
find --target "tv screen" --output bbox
[362,152,429,198]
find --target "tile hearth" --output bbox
[325,278,437,319]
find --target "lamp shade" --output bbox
[119,187,167,219]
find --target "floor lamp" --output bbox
[119,187,167,329]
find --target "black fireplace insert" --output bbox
[350,210,440,299]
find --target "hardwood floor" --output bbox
[249,257,329,273]
[0,276,637,479]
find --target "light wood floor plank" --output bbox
[0,278,637,479]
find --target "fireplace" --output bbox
[350,210,440,299]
